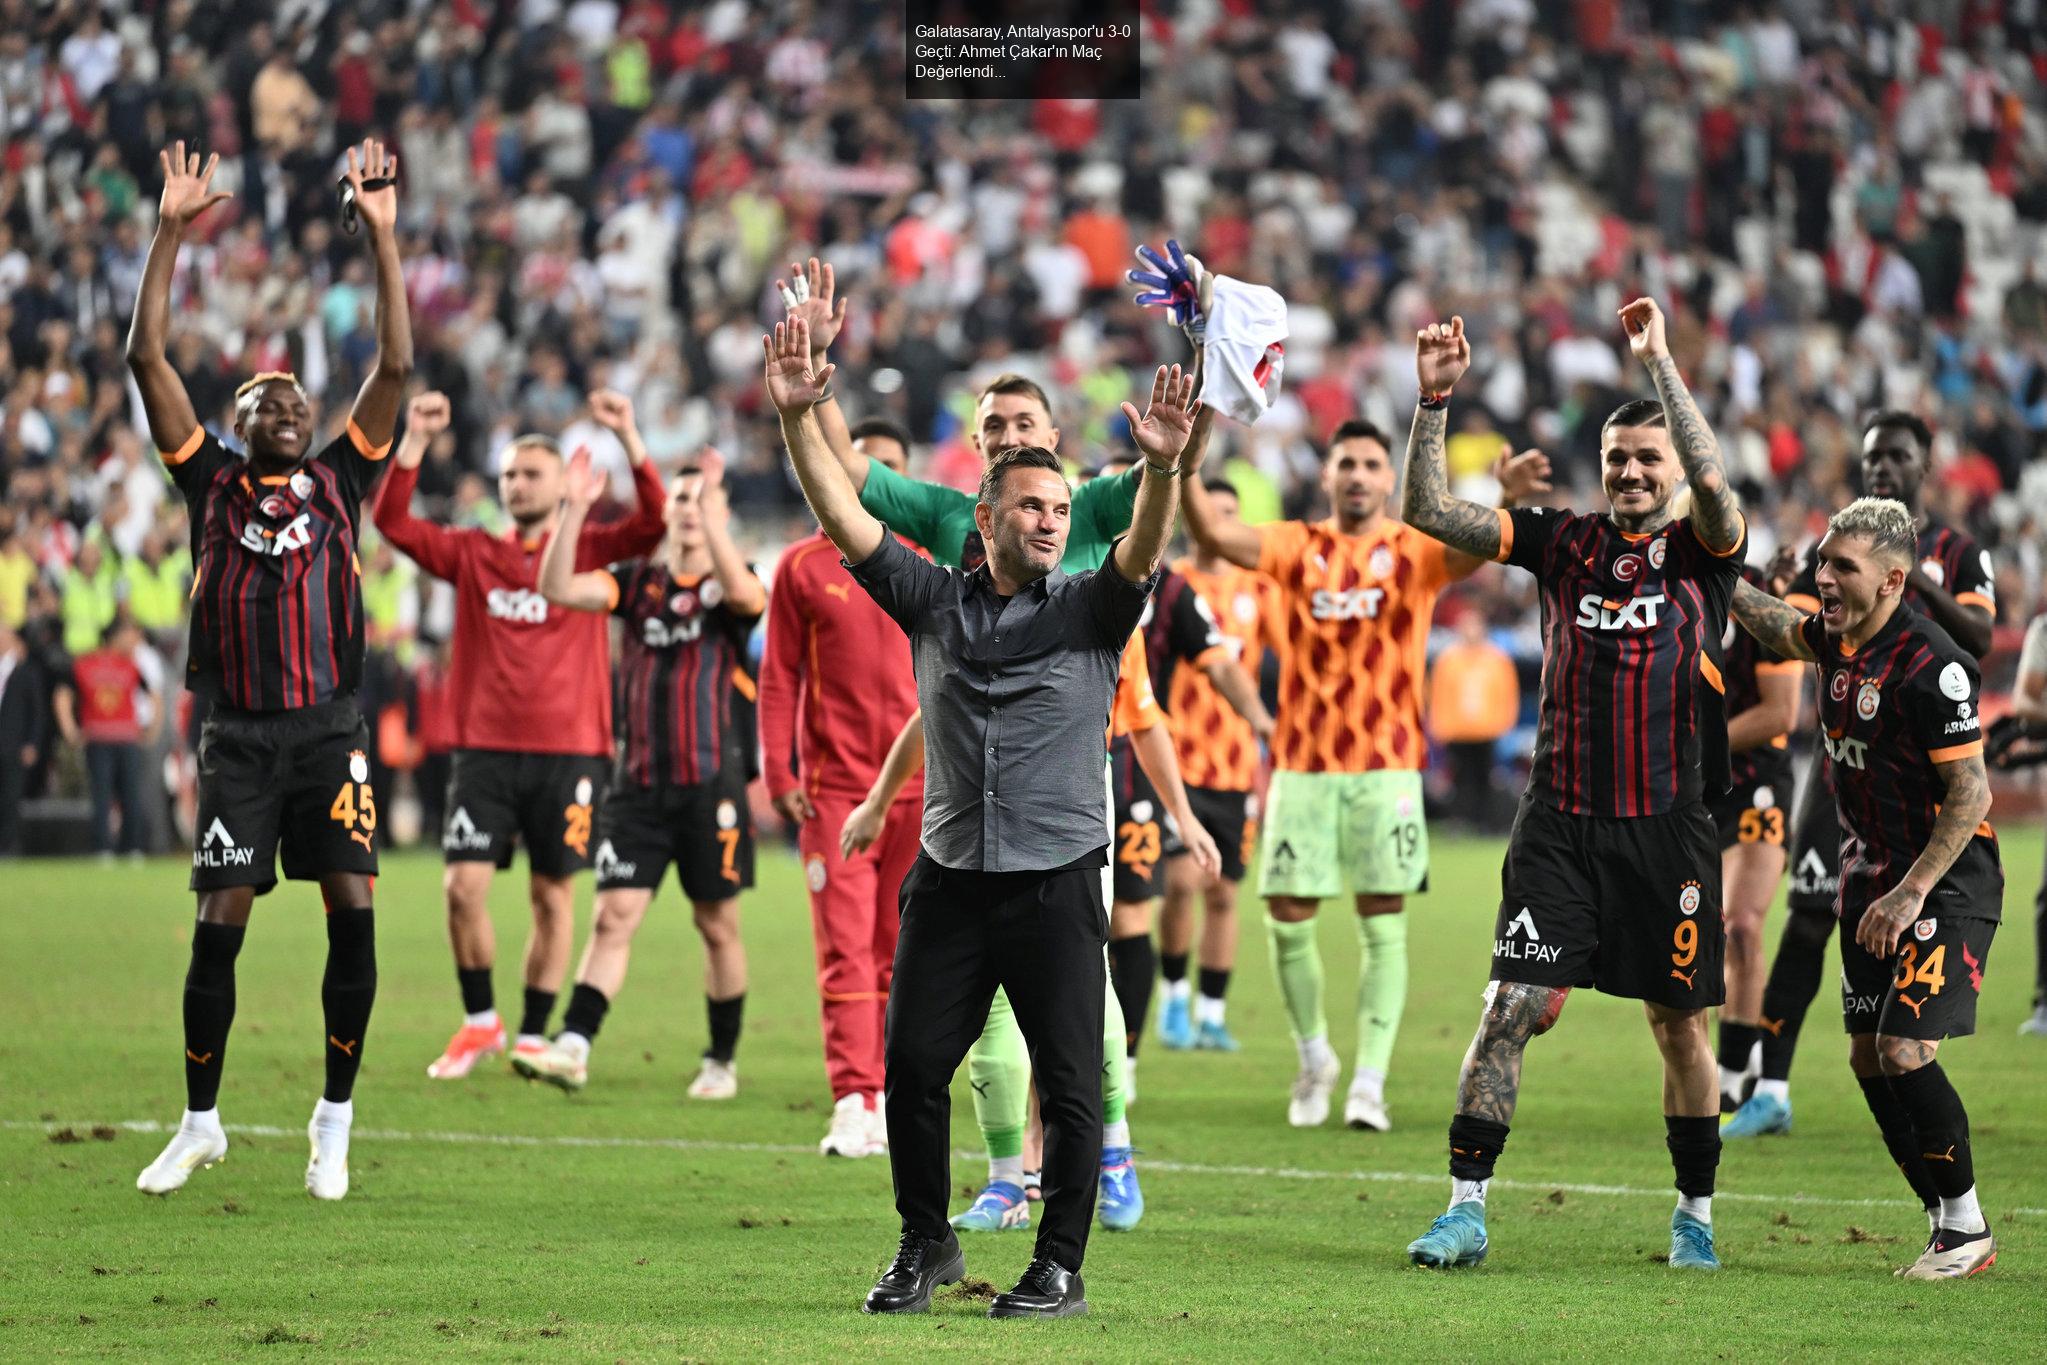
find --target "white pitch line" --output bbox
[13,1118,2043,1218]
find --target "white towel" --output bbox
[1200,276,1289,424]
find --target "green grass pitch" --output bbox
[3,832,2045,1360]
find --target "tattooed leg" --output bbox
[1454,982,1567,1123]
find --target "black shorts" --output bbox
[1709,754,1796,852]
[442,748,607,878]
[594,773,755,902]
[1493,798,1724,1009]
[1109,738,1167,902]
[190,698,379,893]
[1786,760,1842,913]
[1840,914,1995,1039]
[1166,785,1254,884]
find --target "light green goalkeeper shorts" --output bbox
[1256,769,1429,899]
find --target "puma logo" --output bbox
[1895,993,1925,1019]
[824,583,850,600]
[1758,1016,1784,1037]
[328,1036,358,1056]
[1923,1145,1956,1163]
[970,1079,989,1098]
[350,830,374,852]
[186,1049,214,1065]
[1669,967,1698,989]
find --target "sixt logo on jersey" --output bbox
[1574,592,1665,631]
[238,511,313,557]
[642,616,704,648]
[1823,732,1868,770]
[1311,587,1385,621]
[486,588,550,624]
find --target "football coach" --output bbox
[764,316,1199,1320]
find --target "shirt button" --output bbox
[986,790,994,797]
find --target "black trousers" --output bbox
[86,741,148,854]
[885,850,1107,1274]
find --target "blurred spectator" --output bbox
[54,613,158,857]
[1426,611,1520,833]
[0,618,46,855]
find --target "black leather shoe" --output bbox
[861,1229,965,1314]
[988,1256,1087,1319]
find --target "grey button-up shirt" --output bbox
[848,530,1156,872]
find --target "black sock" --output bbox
[1197,966,1231,1001]
[1857,1073,1942,1214]
[561,982,611,1042]
[457,965,493,1016]
[1886,1061,1975,1201]
[1758,908,1833,1081]
[519,987,556,1038]
[1160,951,1190,985]
[182,922,246,1111]
[321,908,377,1103]
[1107,934,1156,1058]
[706,992,745,1063]
[1716,1019,1759,1075]
[1664,1114,1721,1199]
[1448,1113,1510,1183]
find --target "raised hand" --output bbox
[762,317,836,415]
[157,142,232,227]
[1492,443,1553,504]
[344,138,400,236]
[1127,239,1205,325]
[1764,545,1801,597]
[587,389,635,433]
[407,391,451,436]
[1415,317,1471,393]
[1618,296,1669,361]
[563,445,605,509]
[778,258,847,357]
[694,447,730,534]
[1120,364,1200,467]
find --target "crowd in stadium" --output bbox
[1,0,2045,855]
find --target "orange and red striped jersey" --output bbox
[1110,630,1162,740]
[1169,558,1280,790]
[1256,519,1453,773]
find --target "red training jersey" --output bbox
[759,530,925,802]
[72,648,145,742]
[371,457,665,756]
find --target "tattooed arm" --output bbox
[1400,318,1505,562]
[1855,753,1991,957]
[1454,982,1569,1122]
[1619,297,1742,555]
[1731,579,1817,662]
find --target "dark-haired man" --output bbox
[371,389,664,1081]
[128,140,409,1201]
[1181,416,1545,1132]
[1730,497,2002,1280]
[768,313,1191,1319]
[1725,410,1995,1138]
[1399,302,1743,1271]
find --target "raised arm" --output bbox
[767,317,884,563]
[579,389,667,562]
[1904,567,1994,659]
[1399,318,1503,562]
[1111,365,1195,584]
[780,257,869,493]
[1620,297,1741,555]
[125,143,232,452]
[371,391,465,579]
[1730,578,1817,662]
[695,454,766,617]
[537,450,626,612]
[342,139,413,449]
[1856,752,1991,957]
[1177,406,1262,571]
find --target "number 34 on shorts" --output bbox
[1256,769,1428,900]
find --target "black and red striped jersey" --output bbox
[164,422,389,712]
[602,560,762,789]
[1725,563,1803,789]
[1494,506,1746,817]
[1785,517,1995,636]
[1138,569,1229,716]
[1798,604,2001,921]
